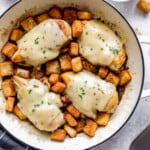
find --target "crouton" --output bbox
[61,95,70,106]
[13,105,27,120]
[106,72,120,86]
[75,120,85,133]
[64,124,77,138]
[11,51,22,63]
[119,70,131,86]
[15,68,30,79]
[61,72,74,84]
[35,13,49,23]
[63,7,77,24]
[40,77,51,90]
[31,68,45,79]
[1,42,17,58]
[77,11,91,20]
[71,57,83,73]
[10,29,24,41]
[60,47,69,53]
[2,79,16,97]
[49,6,62,19]
[95,113,110,126]
[51,82,66,93]
[98,67,109,79]
[72,20,83,38]
[20,17,37,32]
[69,42,78,56]
[137,0,150,13]
[5,97,15,112]
[64,113,78,127]
[49,73,60,85]
[59,54,72,71]
[83,119,98,137]
[0,61,13,77]
[46,60,60,75]
[50,129,66,141]
[66,104,80,118]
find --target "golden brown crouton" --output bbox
[0,61,13,77]
[2,80,16,97]
[49,6,62,19]
[51,82,66,93]
[15,68,30,79]
[61,95,70,106]
[49,73,60,85]
[75,120,85,133]
[71,57,83,73]
[5,97,15,112]
[46,60,60,75]
[72,20,83,38]
[20,17,37,32]
[69,42,79,56]
[35,13,49,23]
[1,42,17,58]
[50,129,66,141]
[95,113,110,126]
[59,54,72,71]
[98,67,109,79]
[13,105,27,120]
[10,29,24,41]
[61,72,74,85]
[106,72,120,86]
[63,7,77,24]
[119,70,132,86]
[64,113,78,127]
[31,68,45,79]
[77,11,91,20]
[83,119,98,137]
[40,77,51,90]
[64,124,77,138]
[66,104,80,118]
[137,0,150,13]
[11,51,22,63]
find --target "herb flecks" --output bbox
[34,37,39,44]
[109,48,118,55]
[28,89,32,94]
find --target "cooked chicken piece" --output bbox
[12,19,71,66]
[13,76,65,131]
[61,71,118,119]
[78,20,126,71]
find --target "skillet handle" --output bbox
[138,35,150,98]
[0,0,21,18]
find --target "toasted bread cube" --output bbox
[31,68,44,79]
[5,97,15,112]
[11,51,22,63]
[1,42,17,58]
[50,129,66,141]
[66,104,80,118]
[119,70,131,86]
[20,17,37,32]
[95,113,110,126]
[82,59,97,73]
[77,11,91,20]
[75,120,85,133]
[46,60,60,75]
[16,68,30,79]
[98,67,109,79]
[40,77,51,90]
[35,13,49,23]
[63,8,77,24]
[61,72,74,85]
[2,80,16,97]
[10,29,24,41]
[49,73,60,85]
[51,82,66,93]
[59,54,72,71]
[64,124,77,138]
[0,61,13,77]
[64,113,78,127]
[72,20,83,38]
[106,72,120,86]
[71,57,83,73]
[137,0,150,13]
[13,105,27,120]
[49,6,62,19]
[61,95,70,106]
[83,119,98,137]
[69,42,78,56]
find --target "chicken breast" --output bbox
[61,71,118,119]
[12,19,72,66]
[78,20,126,71]
[13,76,65,131]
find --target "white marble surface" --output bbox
[0,0,150,150]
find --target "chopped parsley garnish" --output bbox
[41,100,44,104]
[55,67,60,71]
[34,37,39,44]
[28,89,32,94]
[85,31,88,35]
[100,48,104,51]
[78,94,83,99]
[47,102,51,105]
[32,109,35,112]
[109,48,118,55]
[43,50,46,54]
[90,48,93,51]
